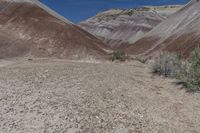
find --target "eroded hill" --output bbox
[0,0,110,60]
[79,5,181,49]
[126,0,200,57]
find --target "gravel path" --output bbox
[0,59,200,133]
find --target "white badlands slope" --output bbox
[79,6,181,49]
[126,0,200,57]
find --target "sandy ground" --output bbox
[0,58,200,133]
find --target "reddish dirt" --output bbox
[126,33,200,58]
[164,33,200,57]
[125,36,160,55]
[0,2,111,59]
[146,33,200,58]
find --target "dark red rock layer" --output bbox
[0,1,110,59]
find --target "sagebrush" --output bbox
[152,52,181,77]
[152,48,200,92]
[110,51,128,62]
[183,48,200,91]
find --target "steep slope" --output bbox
[0,0,110,59]
[79,6,181,49]
[126,0,200,57]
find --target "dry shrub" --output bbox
[182,48,200,91]
[110,51,129,62]
[152,49,200,92]
[152,52,181,77]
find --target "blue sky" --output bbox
[40,0,190,23]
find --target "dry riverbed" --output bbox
[0,58,200,133]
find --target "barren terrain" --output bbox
[79,5,181,49]
[126,0,200,57]
[0,0,110,59]
[0,58,200,133]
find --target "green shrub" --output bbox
[110,51,128,62]
[180,48,200,91]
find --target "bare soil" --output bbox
[0,58,200,133]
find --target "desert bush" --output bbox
[152,48,200,92]
[110,51,128,62]
[152,52,181,77]
[180,48,200,91]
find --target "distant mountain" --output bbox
[79,5,181,50]
[126,0,200,57]
[0,0,110,59]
